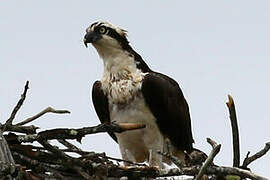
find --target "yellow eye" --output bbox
[99,27,106,34]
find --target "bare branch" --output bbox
[38,139,73,160]
[226,94,240,167]
[157,151,184,169]
[57,139,87,156]
[194,138,221,180]
[3,83,269,179]
[95,164,269,180]
[1,124,39,134]
[97,153,147,166]
[205,166,268,180]
[38,140,93,179]
[16,107,70,126]
[73,166,93,179]
[13,123,145,143]
[5,81,29,125]
[242,142,270,169]
[12,151,66,172]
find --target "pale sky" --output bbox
[1,1,269,178]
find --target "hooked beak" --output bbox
[83,31,102,48]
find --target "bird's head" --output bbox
[84,21,129,52]
[84,21,151,73]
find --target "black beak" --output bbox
[83,31,102,48]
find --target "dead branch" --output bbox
[242,142,270,169]
[57,139,87,155]
[1,124,39,134]
[5,81,29,125]
[97,153,147,166]
[194,138,221,180]
[157,151,184,169]
[87,163,269,180]
[6,123,146,144]
[1,81,269,180]
[16,107,70,126]
[226,94,240,167]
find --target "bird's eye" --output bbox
[99,27,107,34]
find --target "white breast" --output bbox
[101,69,164,165]
[110,94,153,123]
[110,94,164,165]
[101,67,145,104]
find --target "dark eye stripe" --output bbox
[90,22,98,29]
[93,24,129,50]
[107,27,128,44]
[89,22,151,73]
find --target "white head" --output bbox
[84,21,130,59]
[84,21,151,73]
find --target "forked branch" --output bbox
[242,142,270,169]
[194,138,221,180]
[16,107,70,126]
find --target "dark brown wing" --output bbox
[141,72,194,152]
[92,81,118,143]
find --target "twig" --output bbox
[38,140,92,179]
[30,145,90,155]
[14,123,146,143]
[1,124,39,134]
[38,140,72,160]
[186,148,208,166]
[242,142,270,169]
[12,151,66,171]
[226,94,240,167]
[16,107,70,126]
[207,138,219,149]
[58,139,87,156]
[3,83,270,179]
[5,81,29,125]
[73,166,93,180]
[93,163,269,180]
[156,138,183,168]
[98,154,147,166]
[194,138,221,180]
[205,166,268,180]
[157,151,184,169]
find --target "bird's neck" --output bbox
[94,44,138,76]
[96,46,144,104]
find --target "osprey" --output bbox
[84,21,194,167]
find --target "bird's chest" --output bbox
[101,70,144,105]
[109,94,154,123]
[101,70,153,125]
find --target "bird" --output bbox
[84,21,194,167]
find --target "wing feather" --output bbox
[92,81,118,143]
[141,72,194,152]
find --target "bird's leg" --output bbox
[118,144,136,166]
[165,138,172,156]
[148,149,163,167]
[143,128,164,168]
